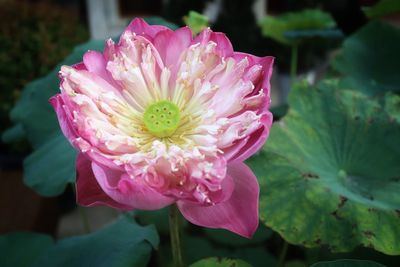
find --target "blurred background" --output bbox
[1,0,399,266]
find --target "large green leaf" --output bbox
[363,0,400,19]
[9,41,102,196]
[311,259,386,267]
[248,81,400,255]
[260,9,336,46]
[283,29,343,40]
[23,134,76,196]
[383,92,400,123]
[31,217,158,267]
[183,236,276,267]
[136,207,188,235]
[0,232,54,267]
[136,208,171,235]
[189,257,253,267]
[334,21,400,95]
[203,222,272,247]
[305,245,400,267]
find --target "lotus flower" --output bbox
[51,19,273,238]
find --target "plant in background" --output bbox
[333,21,400,96]
[260,9,339,82]
[51,18,273,266]
[183,11,209,35]
[212,0,269,57]
[163,0,210,26]
[363,0,400,19]
[0,0,88,138]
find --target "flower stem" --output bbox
[79,207,91,233]
[290,45,298,85]
[169,205,184,267]
[277,240,289,267]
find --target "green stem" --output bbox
[277,240,289,267]
[79,207,91,233]
[290,45,298,84]
[169,205,184,267]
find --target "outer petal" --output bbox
[177,162,259,238]
[49,94,77,144]
[234,53,274,98]
[228,111,273,163]
[124,18,169,40]
[209,32,234,57]
[76,153,132,210]
[193,28,234,57]
[92,162,175,210]
[153,27,192,68]
[83,50,120,88]
[83,51,107,78]
[226,54,274,163]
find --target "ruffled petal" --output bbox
[153,27,192,68]
[223,54,274,162]
[228,111,273,163]
[49,94,77,144]
[92,162,175,210]
[193,28,234,57]
[83,50,120,88]
[233,53,274,99]
[177,162,259,238]
[124,18,169,40]
[76,153,132,210]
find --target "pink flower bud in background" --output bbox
[51,18,273,238]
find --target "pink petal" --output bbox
[222,136,250,161]
[83,51,106,76]
[153,27,192,68]
[177,162,259,238]
[124,18,169,40]
[83,50,119,88]
[76,153,132,210]
[234,53,274,97]
[228,111,273,163]
[208,32,234,57]
[92,162,175,210]
[223,54,274,163]
[193,28,234,57]
[49,94,77,143]
[72,62,87,71]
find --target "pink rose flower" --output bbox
[51,19,273,238]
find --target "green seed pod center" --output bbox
[143,100,181,138]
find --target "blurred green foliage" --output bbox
[0,232,53,267]
[184,11,209,35]
[189,258,253,267]
[334,21,400,95]
[0,0,88,134]
[260,9,336,46]
[363,0,400,19]
[311,259,386,267]
[0,217,158,267]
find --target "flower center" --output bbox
[143,100,181,138]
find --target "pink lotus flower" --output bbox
[51,19,273,238]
